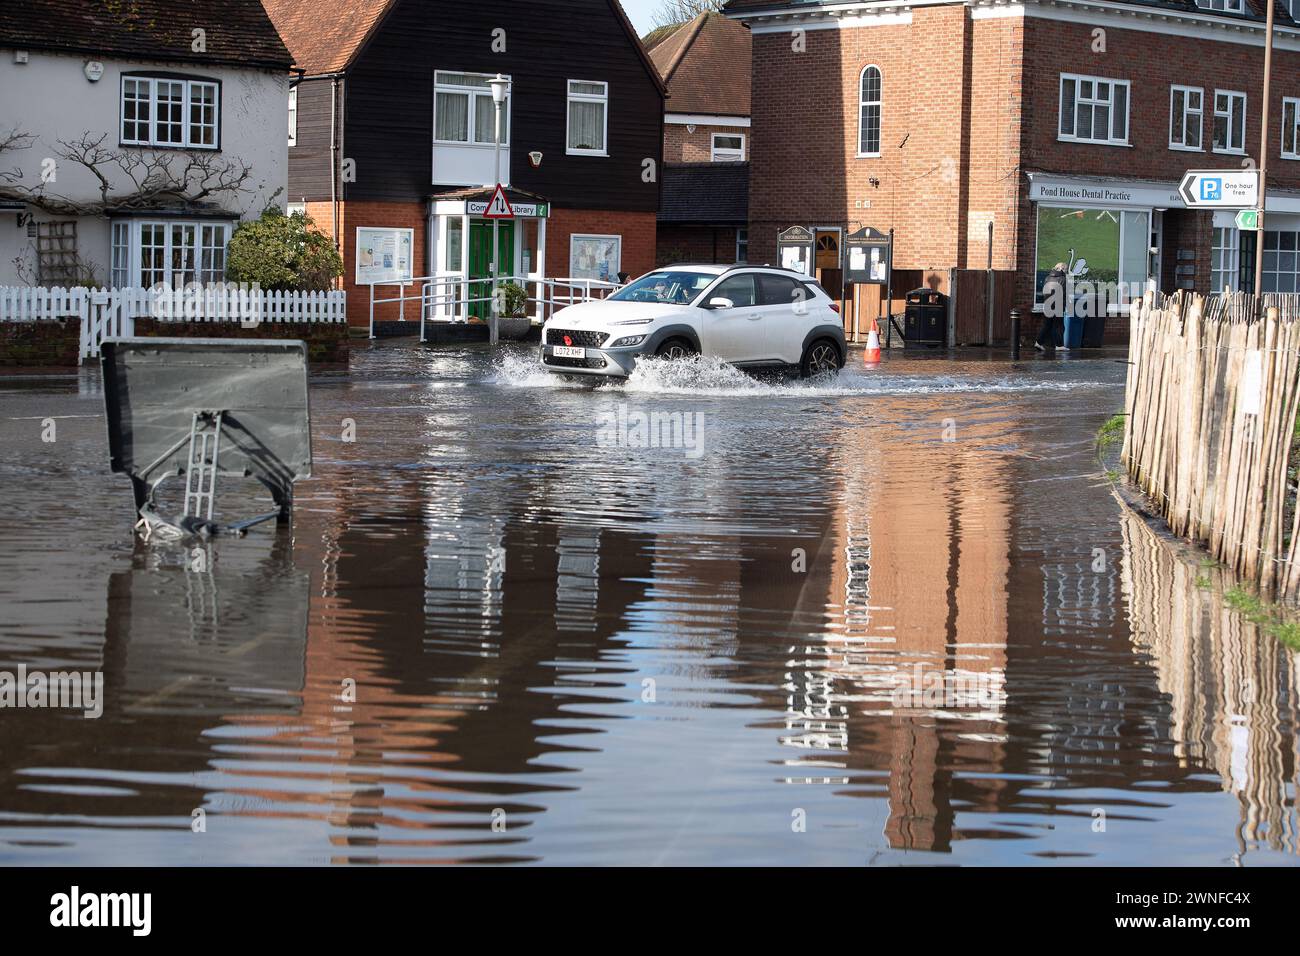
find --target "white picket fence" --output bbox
[0,285,348,360]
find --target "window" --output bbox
[1169,85,1203,151]
[859,65,882,156]
[758,273,804,306]
[1211,226,1241,293]
[567,80,608,155]
[1213,90,1246,153]
[712,273,758,307]
[736,227,748,263]
[120,76,220,148]
[711,133,745,162]
[288,86,297,146]
[434,72,510,146]
[1196,0,1245,11]
[1058,74,1130,146]
[110,221,130,289]
[112,219,232,288]
[1261,230,1300,293]
[569,234,620,281]
[1283,97,1300,159]
[1033,206,1150,310]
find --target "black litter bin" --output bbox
[904,288,946,347]
[1081,312,1106,348]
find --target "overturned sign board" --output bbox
[101,338,312,538]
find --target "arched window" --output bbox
[859,66,882,156]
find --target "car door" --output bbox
[757,273,811,363]
[699,272,766,362]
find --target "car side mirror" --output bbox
[707,297,734,310]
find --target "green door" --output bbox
[468,220,515,321]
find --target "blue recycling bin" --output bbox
[1063,314,1084,349]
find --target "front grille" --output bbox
[545,353,607,369]
[546,328,607,348]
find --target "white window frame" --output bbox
[1058,73,1131,147]
[1211,225,1241,293]
[858,64,882,157]
[288,86,297,146]
[1212,89,1247,154]
[569,233,621,282]
[1282,96,1300,160]
[1169,85,1204,152]
[566,80,609,157]
[432,71,512,147]
[736,227,748,263]
[711,132,745,162]
[1196,0,1245,11]
[120,76,220,149]
[113,219,232,288]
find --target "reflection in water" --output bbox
[0,345,1296,864]
[1122,510,1300,859]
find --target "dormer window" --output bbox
[120,74,220,149]
[1196,0,1246,12]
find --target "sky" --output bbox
[619,0,661,35]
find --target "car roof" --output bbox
[653,263,813,278]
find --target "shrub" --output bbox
[225,208,343,291]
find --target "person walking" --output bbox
[1036,263,1067,352]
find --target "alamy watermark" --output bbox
[891,663,1005,711]
[0,664,103,718]
[596,403,704,459]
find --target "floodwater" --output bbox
[0,342,1297,866]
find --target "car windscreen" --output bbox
[609,271,717,306]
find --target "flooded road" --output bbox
[1,343,1297,866]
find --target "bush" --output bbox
[498,281,529,317]
[225,208,343,291]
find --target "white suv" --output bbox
[539,265,847,379]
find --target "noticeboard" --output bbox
[845,226,891,285]
[777,225,814,276]
[355,227,414,285]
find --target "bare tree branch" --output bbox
[649,0,724,31]
[0,130,254,217]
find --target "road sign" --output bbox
[1178,169,1258,208]
[483,183,514,219]
[1236,208,1261,230]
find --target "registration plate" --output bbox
[552,345,586,358]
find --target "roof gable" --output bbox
[650,12,750,116]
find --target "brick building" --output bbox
[726,0,1300,343]
[264,0,664,329]
[649,11,753,265]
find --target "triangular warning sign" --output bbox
[484,183,514,219]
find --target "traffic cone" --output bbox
[864,318,881,365]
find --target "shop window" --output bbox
[859,66,882,156]
[1213,90,1246,154]
[1169,85,1203,151]
[1212,227,1241,293]
[1059,74,1130,146]
[1261,230,1300,293]
[1034,205,1150,310]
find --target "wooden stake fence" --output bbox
[1124,291,1300,599]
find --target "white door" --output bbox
[700,272,766,362]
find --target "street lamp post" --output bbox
[1254,2,1275,296]
[488,74,510,347]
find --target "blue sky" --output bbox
[619,0,661,35]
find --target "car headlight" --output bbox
[611,317,655,326]
[609,334,648,348]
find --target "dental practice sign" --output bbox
[1178,170,1259,208]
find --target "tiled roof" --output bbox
[659,162,749,224]
[650,11,750,115]
[0,0,292,70]
[261,0,397,75]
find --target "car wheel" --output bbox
[800,338,843,377]
[656,337,698,360]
